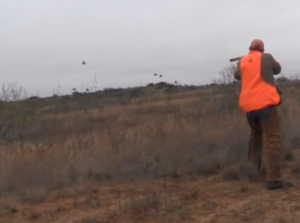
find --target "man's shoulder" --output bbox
[262,53,275,58]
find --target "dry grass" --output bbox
[0,81,300,222]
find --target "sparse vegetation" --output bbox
[1,68,300,222]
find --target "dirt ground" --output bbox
[1,162,299,223]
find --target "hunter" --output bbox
[234,39,284,190]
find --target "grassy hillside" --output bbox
[1,74,300,222]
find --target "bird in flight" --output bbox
[82,61,86,65]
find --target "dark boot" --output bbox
[266,180,283,190]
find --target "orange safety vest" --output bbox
[238,51,280,112]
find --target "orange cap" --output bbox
[249,39,264,51]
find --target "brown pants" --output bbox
[247,106,281,182]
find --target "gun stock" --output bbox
[230,56,243,62]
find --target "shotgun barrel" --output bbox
[229,56,243,62]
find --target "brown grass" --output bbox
[0,81,300,222]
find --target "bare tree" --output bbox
[211,64,240,113]
[0,83,28,143]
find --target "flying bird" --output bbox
[159,74,163,78]
[154,73,157,76]
[82,61,86,65]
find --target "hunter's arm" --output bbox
[263,53,281,75]
[272,60,281,75]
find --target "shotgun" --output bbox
[229,56,243,62]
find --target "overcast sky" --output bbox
[1,0,300,97]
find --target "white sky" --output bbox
[1,0,300,97]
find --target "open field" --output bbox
[1,78,300,222]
